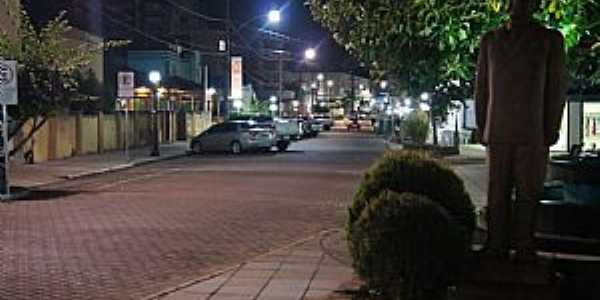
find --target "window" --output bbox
[224,123,239,132]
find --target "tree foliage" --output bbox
[308,0,600,111]
[0,8,123,155]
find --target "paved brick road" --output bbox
[0,132,384,300]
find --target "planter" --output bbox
[548,157,600,206]
[402,143,460,157]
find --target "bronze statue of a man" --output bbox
[475,0,567,262]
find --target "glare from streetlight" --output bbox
[327,80,334,87]
[269,95,278,103]
[404,97,412,107]
[149,71,161,85]
[317,73,324,81]
[380,80,388,90]
[268,9,281,24]
[233,99,243,109]
[207,88,217,96]
[420,92,430,101]
[304,48,316,61]
[310,82,318,89]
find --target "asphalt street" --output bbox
[0,131,385,300]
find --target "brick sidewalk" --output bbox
[151,231,355,300]
[9,141,189,188]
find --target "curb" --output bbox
[142,228,342,300]
[62,153,189,180]
[0,189,32,202]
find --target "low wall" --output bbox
[17,111,211,163]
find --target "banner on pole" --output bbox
[231,56,243,100]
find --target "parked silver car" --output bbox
[190,121,274,154]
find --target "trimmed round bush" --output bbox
[350,191,465,299]
[348,150,476,245]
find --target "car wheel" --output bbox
[230,141,242,154]
[276,141,289,152]
[192,142,203,154]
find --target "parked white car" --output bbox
[190,121,274,154]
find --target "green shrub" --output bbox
[402,110,430,144]
[348,150,475,253]
[350,191,464,299]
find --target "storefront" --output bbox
[553,95,600,152]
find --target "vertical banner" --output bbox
[231,56,243,100]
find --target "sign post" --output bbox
[118,72,135,161]
[0,60,18,199]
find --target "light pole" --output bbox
[149,71,161,156]
[301,48,316,115]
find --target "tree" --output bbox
[0,9,123,156]
[308,0,600,114]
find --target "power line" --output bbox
[96,7,226,55]
[163,0,225,23]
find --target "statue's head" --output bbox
[509,0,542,22]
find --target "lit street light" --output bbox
[317,73,324,82]
[420,92,430,101]
[268,9,281,24]
[304,48,317,61]
[420,103,431,111]
[326,80,334,88]
[149,71,161,85]
[380,80,388,90]
[148,71,161,157]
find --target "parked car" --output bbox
[300,117,320,138]
[314,114,334,131]
[230,114,292,152]
[190,121,274,154]
[275,117,302,141]
[347,117,361,132]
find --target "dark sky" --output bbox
[23,0,357,71]
[209,0,356,71]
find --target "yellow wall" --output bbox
[102,115,119,151]
[20,112,210,163]
[79,116,99,154]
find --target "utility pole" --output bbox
[278,53,283,117]
[204,65,209,113]
[225,0,231,119]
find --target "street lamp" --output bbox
[267,9,281,24]
[380,80,388,90]
[304,48,317,61]
[420,92,430,102]
[317,73,324,82]
[149,71,161,157]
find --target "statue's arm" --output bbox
[475,33,490,143]
[544,30,568,146]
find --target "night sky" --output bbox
[23,0,357,72]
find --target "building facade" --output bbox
[0,0,20,41]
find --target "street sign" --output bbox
[118,72,135,98]
[0,60,18,105]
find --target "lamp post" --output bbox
[149,71,161,156]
